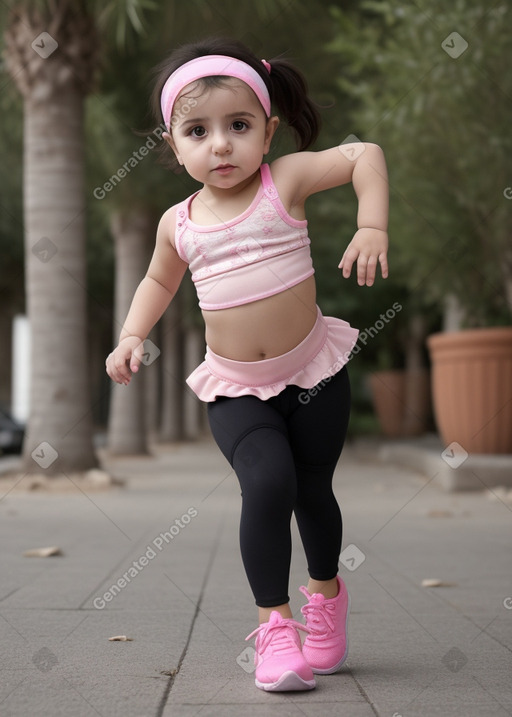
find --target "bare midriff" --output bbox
[203,275,317,361]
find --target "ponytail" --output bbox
[266,57,321,151]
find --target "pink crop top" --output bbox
[174,164,315,310]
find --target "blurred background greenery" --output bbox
[0,0,510,468]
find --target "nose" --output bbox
[211,130,231,155]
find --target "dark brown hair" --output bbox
[150,36,321,168]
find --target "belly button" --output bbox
[259,352,267,360]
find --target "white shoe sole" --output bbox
[255,670,316,692]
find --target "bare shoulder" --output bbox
[146,203,188,291]
[268,151,343,208]
[267,153,314,212]
[269,143,384,204]
[156,204,178,248]
[268,153,310,191]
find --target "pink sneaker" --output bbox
[299,575,350,674]
[245,611,316,691]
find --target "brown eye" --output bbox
[190,126,206,137]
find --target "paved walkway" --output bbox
[1,438,511,716]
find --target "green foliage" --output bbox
[96,0,158,48]
[328,0,512,326]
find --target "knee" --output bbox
[233,430,297,506]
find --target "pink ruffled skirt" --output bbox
[186,306,359,402]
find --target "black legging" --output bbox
[207,367,351,607]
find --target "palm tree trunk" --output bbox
[107,209,153,455]
[22,87,98,473]
[144,326,161,440]
[159,293,185,442]
[402,314,431,436]
[183,327,207,440]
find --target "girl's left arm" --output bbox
[274,143,389,286]
[339,143,389,286]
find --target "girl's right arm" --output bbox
[106,206,188,385]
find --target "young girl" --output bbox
[106,37,388,693]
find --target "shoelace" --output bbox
[299,589,336,635]
[246,617,310,654]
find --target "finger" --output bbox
[112,355,132,384]
[130,341,145,373]
[356,254,369,286]
[105,357,119,383]
[106,352,132,385]
[339,247,358,278]
[364,255,378,286]
[379,252,389,279]
[107,363,126,385]
[113,371,130,386]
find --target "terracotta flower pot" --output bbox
[427,327,512,454]
[369,370,406,438]
[369,369,431,438]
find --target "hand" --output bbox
[339,228,389,286]
[105,336,144,385]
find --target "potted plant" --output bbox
[368,309,433,439]
[428,320,512,454]
[329,1,512,453]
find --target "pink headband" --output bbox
[160,55,271,130]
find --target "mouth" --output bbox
[213,164,235,174]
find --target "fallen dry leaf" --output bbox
[421,578,457,588]
[161,669,178,677]
[23,546,63,558]
[108,635,133,642]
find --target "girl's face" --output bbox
[165,79,279,190]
